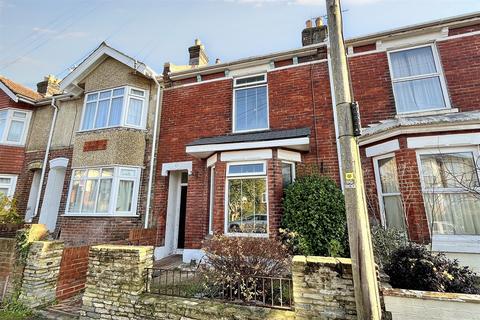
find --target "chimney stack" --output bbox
[188,39,209,66]
[302,17,327,46]
[37,75,60,97]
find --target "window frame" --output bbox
[224,161,269,237]
[64,166,141,217]
[387,43,451,115]
[372,153,403,229]
[232,73,269,133]
[208,165,215,235]
[79,86,148,132]
[415,146,480,252]
[281,161,296,188]
[0,174,17,197]
[0,108,32,146]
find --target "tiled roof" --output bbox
[187,127,311,146]
[0,76,43,101]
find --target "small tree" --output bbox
[281,175,348,257]
[0,195,22,225]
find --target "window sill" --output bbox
[224,232,269,238]
[395,108,458,118]
[0,142,25,147]
[63,213,140,218]
[431,235,480,254]
[232,127,270,134]
[76,126,147,134]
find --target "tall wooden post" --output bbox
[325,0,382,319]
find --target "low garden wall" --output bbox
[56,245,90,300]
[0,238,16,302]
[383,288,480,320]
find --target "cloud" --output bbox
[32,27,57,34]
[32,27,88,39]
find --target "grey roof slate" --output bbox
[361,111,480,137]
[187,127,311,146]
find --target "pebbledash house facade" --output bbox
[1,12,480,270]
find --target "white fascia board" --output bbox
[60,44,150,92]
[206,154,217,167]
[220,149,272,162]
[277,149,302,162]
[365,139,400,157]
[0,82,19,103]
[161,161,193,176]
[186,137,310,159]
[407,133,480,149]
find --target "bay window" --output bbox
[233,74,268,132]
[0,109,31,145]
[388,45,449,114]
[226,162,268,235]
[418,149,480,236]
[66,166,140,216]
[373,155,406,231]
[81,86,147,131]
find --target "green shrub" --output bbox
[385,243,479,294]
[0,195,22,225]
[281,175,348,257]
[371,225,407,269]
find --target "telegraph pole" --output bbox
[325,0,382,319]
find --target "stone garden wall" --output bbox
[18,240,64,308]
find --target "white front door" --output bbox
[25,170,41,222]
[164,171,189,255]
[38,158,68,232]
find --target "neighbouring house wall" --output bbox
[18,240,64,308]
[383,288,480,320]
[56,245,90,300]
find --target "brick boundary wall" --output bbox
[0,238,16,302]
[56,245,90,301]
[128,227,157,245]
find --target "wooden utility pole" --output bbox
[325,0,382,319]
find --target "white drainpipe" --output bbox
[144,69,163,228]
[32,96,59,218]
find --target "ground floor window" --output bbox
[66,166,140,216]
[0,174,17,197]
[226,162,268,235]
[281,161,295,188]
[373,155,406,231]
[418,148,480,235]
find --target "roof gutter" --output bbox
[144,68,163,229]
[32,96,59,219]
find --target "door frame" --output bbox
[164,171,188,255]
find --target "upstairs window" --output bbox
[66,166,140,216]
[0,109,31,145]
[388,45,449,114]
[233,74,268,132]
[81,86,147,131]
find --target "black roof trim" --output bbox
[187,127,311,147]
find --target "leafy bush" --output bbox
[371,225,407,269]
[281,175,348,257]
[385,243,479,294]
[0,195,22,225]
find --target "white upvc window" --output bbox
[80,86,148,131]
[417,147,480,238]
[281,161,295,188]
[66,166,141,216]
[225,161,268,236]
[373,154,406,231]
[0,174,17,197]
[233,74,269,133]
[388,44,450,114]
[0,109,31,146]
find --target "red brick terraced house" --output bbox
[152,12,480,272]
[0,76,44,200]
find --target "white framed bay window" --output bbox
[417,147,480,240]
[233,74,269,133]
[0,109,31,145]
[225,161,268,236]
[66,166,141,216]
[0,174,17,197]
[388,44,450,114]
[80,86,147,131]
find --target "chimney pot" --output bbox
[315,17,323,27]
[215,58,221,64]
[305,20,312,28]
[302,18,327,46]
[188,39,209,66]
[37,74,60,97]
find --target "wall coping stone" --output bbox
[293,255,353,266]
[383,288,480,304]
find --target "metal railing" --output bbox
[145,268,293,310]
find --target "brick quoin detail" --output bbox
[82,139,108,152]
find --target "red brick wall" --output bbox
[449,23,480,36]
[0,90,34,111]
[56,245,90,300]
[0,145,24,174]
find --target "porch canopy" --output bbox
[186,127,311,158]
